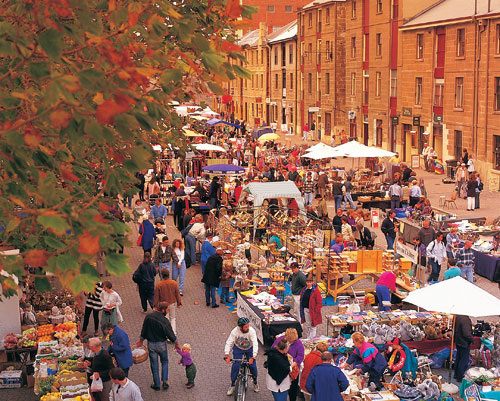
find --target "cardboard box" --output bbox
[0,351,7,363]
[0,370,23,389]
[26,374,34,388]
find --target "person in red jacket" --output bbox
[300,277,323,339]
[300,342,329,401]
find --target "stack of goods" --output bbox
[328,309,451,332]
[53,322,78,346]
[241,290,296,323]
[382,251,395,270]
[18,327,37,348]
[37,324,56,343]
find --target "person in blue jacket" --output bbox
[103,323,133,376]
[200,235,217,275]
[306,351,349,401]
[343,332,387,390]
[139,216,156,254]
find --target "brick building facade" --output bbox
[400,0,500,188]
[297,0,346,140]
[241,0,310,33]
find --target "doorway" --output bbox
[363,122,369,145]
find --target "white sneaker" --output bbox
[253,383,260,392]
[227,386,235,396]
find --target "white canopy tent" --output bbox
[302,147,340,160]
[403,276,500,317]
[305,142,336,153]
[193,143,226,152]
[331,141,397,158]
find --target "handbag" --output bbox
[132,266,142,284]
[181,223,194,237]
[137,223,144,246]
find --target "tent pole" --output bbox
[448,315,456,383]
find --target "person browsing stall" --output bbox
[376,271,396,311]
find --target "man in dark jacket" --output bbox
[85,337,115,401]
[357,223,375,249]
[201,248,223,308]
[454,314,474,382]
[381,210,397,250]
[306,352,349,401]
[103,323,133,376]
[332,208,344,234]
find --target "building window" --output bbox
[495,77,500,110]
[318,10,322,32]
[363,33,368,62]
[326,7,330,25]
[308,12,312,28]
[274,47,278,65]
[416,34,424,59]
[318,76,321,100]
[261,49,264,64]
[308,43,312,62]
[260,73,263,89]
[317,39,321,64]
[434,83,444,107]
[455,77,464,108]
[289,44,293,64]
[285,5,293,13]
[495,135,500,170]
[268,5,275,12]
[275,73,279,89]
[376,120,383,147]
[390,70,397,97]
[351,37,356,59]
[376,33,382,57]
[497,24,500,54]
[376,71,381,97]
[456,28,465,57]
[363,70,369,104]
[282,70,286,89]
[326,72,330,94]
[325,41,330,61]
[308,73,312,94]
[351,72,356,96]
[377,0,382,13]
[352,0,356,19]
[290,72,293,89]
[454,130,462,159]
[415,77,422,105]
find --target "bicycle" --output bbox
[231,355,252,401]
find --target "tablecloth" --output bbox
[404,337,481,355]
[473,250,500,282]
[236,294,302,345]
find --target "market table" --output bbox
[358,199,391,211]
[473,250,500,282]
[236,294,302,345]
[351,191,384,201]
[405,336,480,354]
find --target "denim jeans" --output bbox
[304,192,313,206]
[230,346,257,385]
[148,341,169,387]
[461,265,474,282]
[138,282,154,312]
[334,195,343,211]
[159,262,170,277]
[376,284,391,311]
[221,286,230,302]
[205,284,217,306]
[172,260,186,293]
[343,192,357,210]
[184,234,196,267]
[391,196,401,210]
[386,235,395,250]
[455,345,471,381]
[272,390,289,401]
[428,258,441,282]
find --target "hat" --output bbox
[387,337,401,346]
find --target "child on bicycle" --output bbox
[177,343,196,388]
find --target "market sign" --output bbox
[402,107,412,117]
[395,241,418,264]
[236,297,264,344]
[413,116,420,126]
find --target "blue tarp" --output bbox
[206,118,241,128]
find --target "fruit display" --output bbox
[38,324,55,339]
[41,392,62,401]
[54,322,77,332]
[3,333,19,349]
[37,375,56,397]
[19,327,37,347]
[58,358,79,372]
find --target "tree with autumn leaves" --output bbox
[0,0,253,296]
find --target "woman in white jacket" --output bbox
[100,281,123,330]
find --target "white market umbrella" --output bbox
[302,148,341,160]
[193,143,226,152]
[404,276,500,317]
[305,142,336,153]
[332,141,396,158]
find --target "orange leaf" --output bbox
[109,0,116,11]
[24,249,49,268]
[50,110,72,128]
[225,0,243,18]
[129,11,139,27]
[61,168,79,182]
[96,94,136,124]
[77,232,100,255]
[93,214,108,224]
[99,202,113,212]
[24,131,42,147]
[221,41,241,53]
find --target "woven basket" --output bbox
[131,345,148,364]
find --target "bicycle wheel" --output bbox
[233,377,246,401]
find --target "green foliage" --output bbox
[0,0,253,295]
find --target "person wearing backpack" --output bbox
[426,232,447,282]
[133,252,157,313]
[475,173,483,209]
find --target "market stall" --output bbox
[236,292,302,345]
[473,250,500,282]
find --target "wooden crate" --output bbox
[357,250,382,272]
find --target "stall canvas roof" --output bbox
[247,181,305,211]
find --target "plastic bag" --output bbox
[91,377,103,392]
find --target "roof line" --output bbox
[402,0,448,27]
[400,16,472,31]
